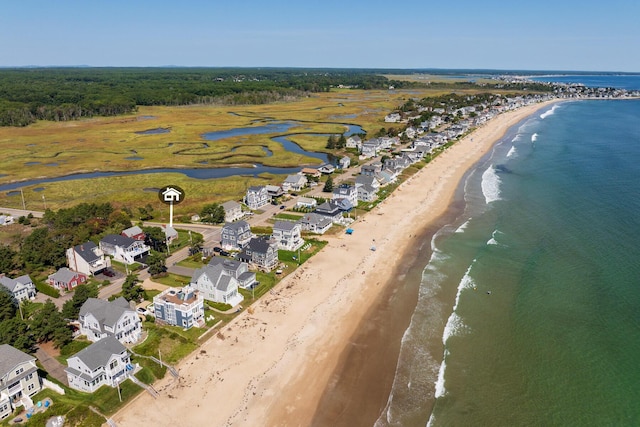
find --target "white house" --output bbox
[79,298,142,344]
[272,221,304,251]
[296,197,317,209]
[298,213,332,235]
[0,275,36,302]
[346,135,362,150]
[221,220,252,250]
[0,345,42,420]
[99,234,150,265]
[245,186,270,210]
[190,265,244,306]
[221,200,243,222]
[207,258,257,289]
[67,242,111,276]
[65,337,132,393]
[282,174,307,192]
[332,184,358,207]
[339,156,351,169]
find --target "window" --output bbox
[26,373,33,380]
[28,383,35,391]
[15,367,23,375]
[109,360,118,370]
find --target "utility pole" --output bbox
[20,188,26,210]
[42,195,46,210]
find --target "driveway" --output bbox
[35,345,68,386]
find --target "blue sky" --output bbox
[1,0,639,71]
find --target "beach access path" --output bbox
[111,100,558,427]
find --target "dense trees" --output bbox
[0,68,418,127]
[146,253,167,277]
[30,300,72,348]
[61,283,99,320]
[200,203,225,224]
[121,274,144,302]
[323,176,334,193]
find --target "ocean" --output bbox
[376,76,640,426]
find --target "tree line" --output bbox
[0,67,420,126]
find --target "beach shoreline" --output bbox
[113,100,559,427]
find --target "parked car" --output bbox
[213,247,222,253]
[103,269,115,277]
[280,205,286,210]
[219,250,230,257]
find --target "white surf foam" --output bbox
[481,165,502,204]
[455,219,471,233]
[506,145,517,158]
[487,229,501,246]
[511,134,522,143]
[531,132,538,142]
[433,351,448,398]
[539,105,558,119]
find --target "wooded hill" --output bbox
[0,67,420,126]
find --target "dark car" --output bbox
[213,247,222,253]
[103,269,115,277]
[219,250,230,257]
[280,205,286,209]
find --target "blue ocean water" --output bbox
[529,74,640,90]
[376,77,640,426]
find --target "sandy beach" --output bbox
[113,100,557,427]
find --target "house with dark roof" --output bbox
[47,267,87,292]
[238,236,279,271]
[65,337,132,393]
[99,234,150,265]
[0,344,42,420]
[314,202,344,223]
[332,184,358,207]
[79,298,142,344]
[0,275,36,302]
[245,186,270,210]
[298,213,332,235]
[153,286,205,329]
[207,258,257,289]
[221,220,252,250]
[66,242,111,276]
[190,265,244,306]
[272,221,303,251]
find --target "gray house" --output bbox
[0,345,42,420]
[0,275,36,302]
[298,213,332,235]
[79,298,142,344]
[238,236,279,271]
[65,337,132,393]
[314,202,344,223]
[272,221,304,251]
[221,220,252,250]
[245,186,270,210]
[208,257,257,289]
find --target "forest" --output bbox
[0,67,420,126]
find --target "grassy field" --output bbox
[0,88,438,214]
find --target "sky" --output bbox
[1,0,639,72]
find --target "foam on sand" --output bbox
[481,165,502,204]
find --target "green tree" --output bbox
[30,300,72,348]
[0,289,17,322]
[0,244,18,272]
[326,134,337,149]
[146,252,167,276]
[0,318,35,352]
[61,283,99,320]
[200,203,225,224]
[142,226,166,251]
[122,274,144,302]
[323,176,334,193]
[337,133,347,149]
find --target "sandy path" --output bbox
[113,101,556,427]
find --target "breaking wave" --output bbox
[481,165,502,204]
[540,105,558,119]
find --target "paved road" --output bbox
[0,207,45,218]
[35,346,68,386]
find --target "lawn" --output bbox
[133,322,201,364]
[150,272,191,287]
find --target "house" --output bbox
[99,234,150,265]
[221,200,243,223]
[338,156,351,169]
[314,202,344,223]
[0,344,42,419]
[361,162,383,176]
[355,175,380,190]
[153,286,205,329]
[221,220,252,250]
[238,236,279,271]
[272,221,304,251]
[282,174,307,192]
[346,135,362,150]
[385,113,401,123]
[0,275,36,302]
[67,242,111,276]
[300,168,321,178]
[47,267,87,292]
[121,226,145,241]
[298,213,332,234]
[357,184,379,202]
[265,185,285,199]
[190,265,244,306]
[208,257,257,289]
[317,163,335,174]
[361,141,381,158]
[79,298,142,344]
[65,337,132,393]
[161,224,178,244]
[332,184,358,207]
[245,186,270,210]
[296,197,317,209]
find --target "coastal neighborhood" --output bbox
[0,76,638,426]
